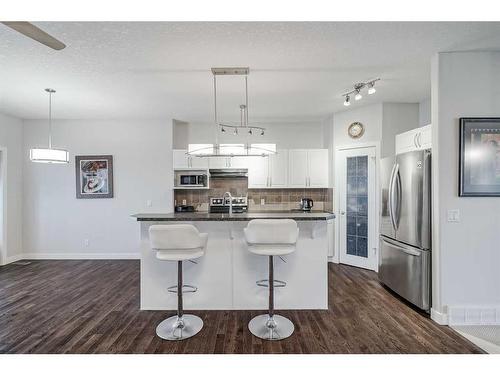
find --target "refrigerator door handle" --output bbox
[388,163,398,232]
[381,237,422,257]
[394,164,402,230]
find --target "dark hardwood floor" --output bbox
[0,260,482,354]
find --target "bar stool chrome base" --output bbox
[156,314,203,341]
[248,314,294,341]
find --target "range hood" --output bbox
[209,169,248,179]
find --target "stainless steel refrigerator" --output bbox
[379,149,431,311]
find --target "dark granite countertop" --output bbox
[131,211,335,221]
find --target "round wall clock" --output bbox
[348,122,365,139]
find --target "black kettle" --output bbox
[300,198,314,211]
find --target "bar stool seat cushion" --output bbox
[244,219,299,256]
[149,225,208,261]
[156,248,205,261]
[246,244,296,256]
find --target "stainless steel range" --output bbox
[209,196,248,214]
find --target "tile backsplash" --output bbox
[174,178,333,212]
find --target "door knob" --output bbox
[340,210,346,215]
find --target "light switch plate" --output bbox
[260,198,265,205]
[447,209,460,222]
[146,200,152,207]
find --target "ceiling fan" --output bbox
[2,21,66,50]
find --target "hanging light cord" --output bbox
[48,89,52,149]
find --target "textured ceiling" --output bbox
[1,22,500,121]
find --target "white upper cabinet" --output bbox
[248,150,289,189]
[308,149,329,188]
[288,150,309,187]
[173,149,209,169]
[269,150,288,188]
[247,156,269,188]
[209,157,229,169]
[395,124,432,154]
[288,149,329,188]
[229,157,247,169]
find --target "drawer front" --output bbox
[378,236,430,310]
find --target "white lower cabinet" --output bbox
[395,124,432,154]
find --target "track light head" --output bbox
[233,128,238,135]
[368,82,376,95]
[261,129,265,136]
[221,126,226,133]
[248,129,253,135]
[344,95,351,106]
[354,90,362,101]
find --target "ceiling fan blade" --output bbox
[2,21,66,50]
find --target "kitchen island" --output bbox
[132,211,335,310]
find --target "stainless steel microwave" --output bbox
[177,173,207,187]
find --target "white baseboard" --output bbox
[2,253,24,265]
[21,252,140,260]
[448,306,500,325]
[431,308,449,325]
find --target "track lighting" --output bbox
[341,78,380,106]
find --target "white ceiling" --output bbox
[1,22,500,122]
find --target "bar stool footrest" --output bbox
[167,284,198,293]
[256,279,286,288]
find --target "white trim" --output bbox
[448,306,500,326]
[21,252,140,260]
[431,308,449,325]
[4,253,23,265]
[0,147,7,266]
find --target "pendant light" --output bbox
[186,67,276,158]
[29,88,69,164]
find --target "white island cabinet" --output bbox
[134,212,333,310]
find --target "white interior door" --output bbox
[0,150,5,265]
[337,146,377,270]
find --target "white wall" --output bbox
[381,103,419,158]
[432,51,500,324]
[174,120,325,149]
[0,113,24,264]
[419,97,431,127]
[22,119,173,258]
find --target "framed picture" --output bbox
[459,118,500,196]
[75,155,114,199]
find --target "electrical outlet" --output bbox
[182,199,187,205]
[260,198,265,205]
[447,209,460,222]
[146,200,152,207]
[84,239,90,247]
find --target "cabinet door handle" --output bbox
[414,134,418,148]
[417,132,422,148]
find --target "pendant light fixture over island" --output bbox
[29,88,69,164]
[187,67,277,158]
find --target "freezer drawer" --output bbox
[378,236,430,310]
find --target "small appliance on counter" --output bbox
[209,196,248,214]
[175,205,195,212]
[300,198,314,211]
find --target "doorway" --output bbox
[336,145,378,271]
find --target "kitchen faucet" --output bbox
[223,191,233,215]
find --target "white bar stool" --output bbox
[244,219,299,340]
[149,224,208,341]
